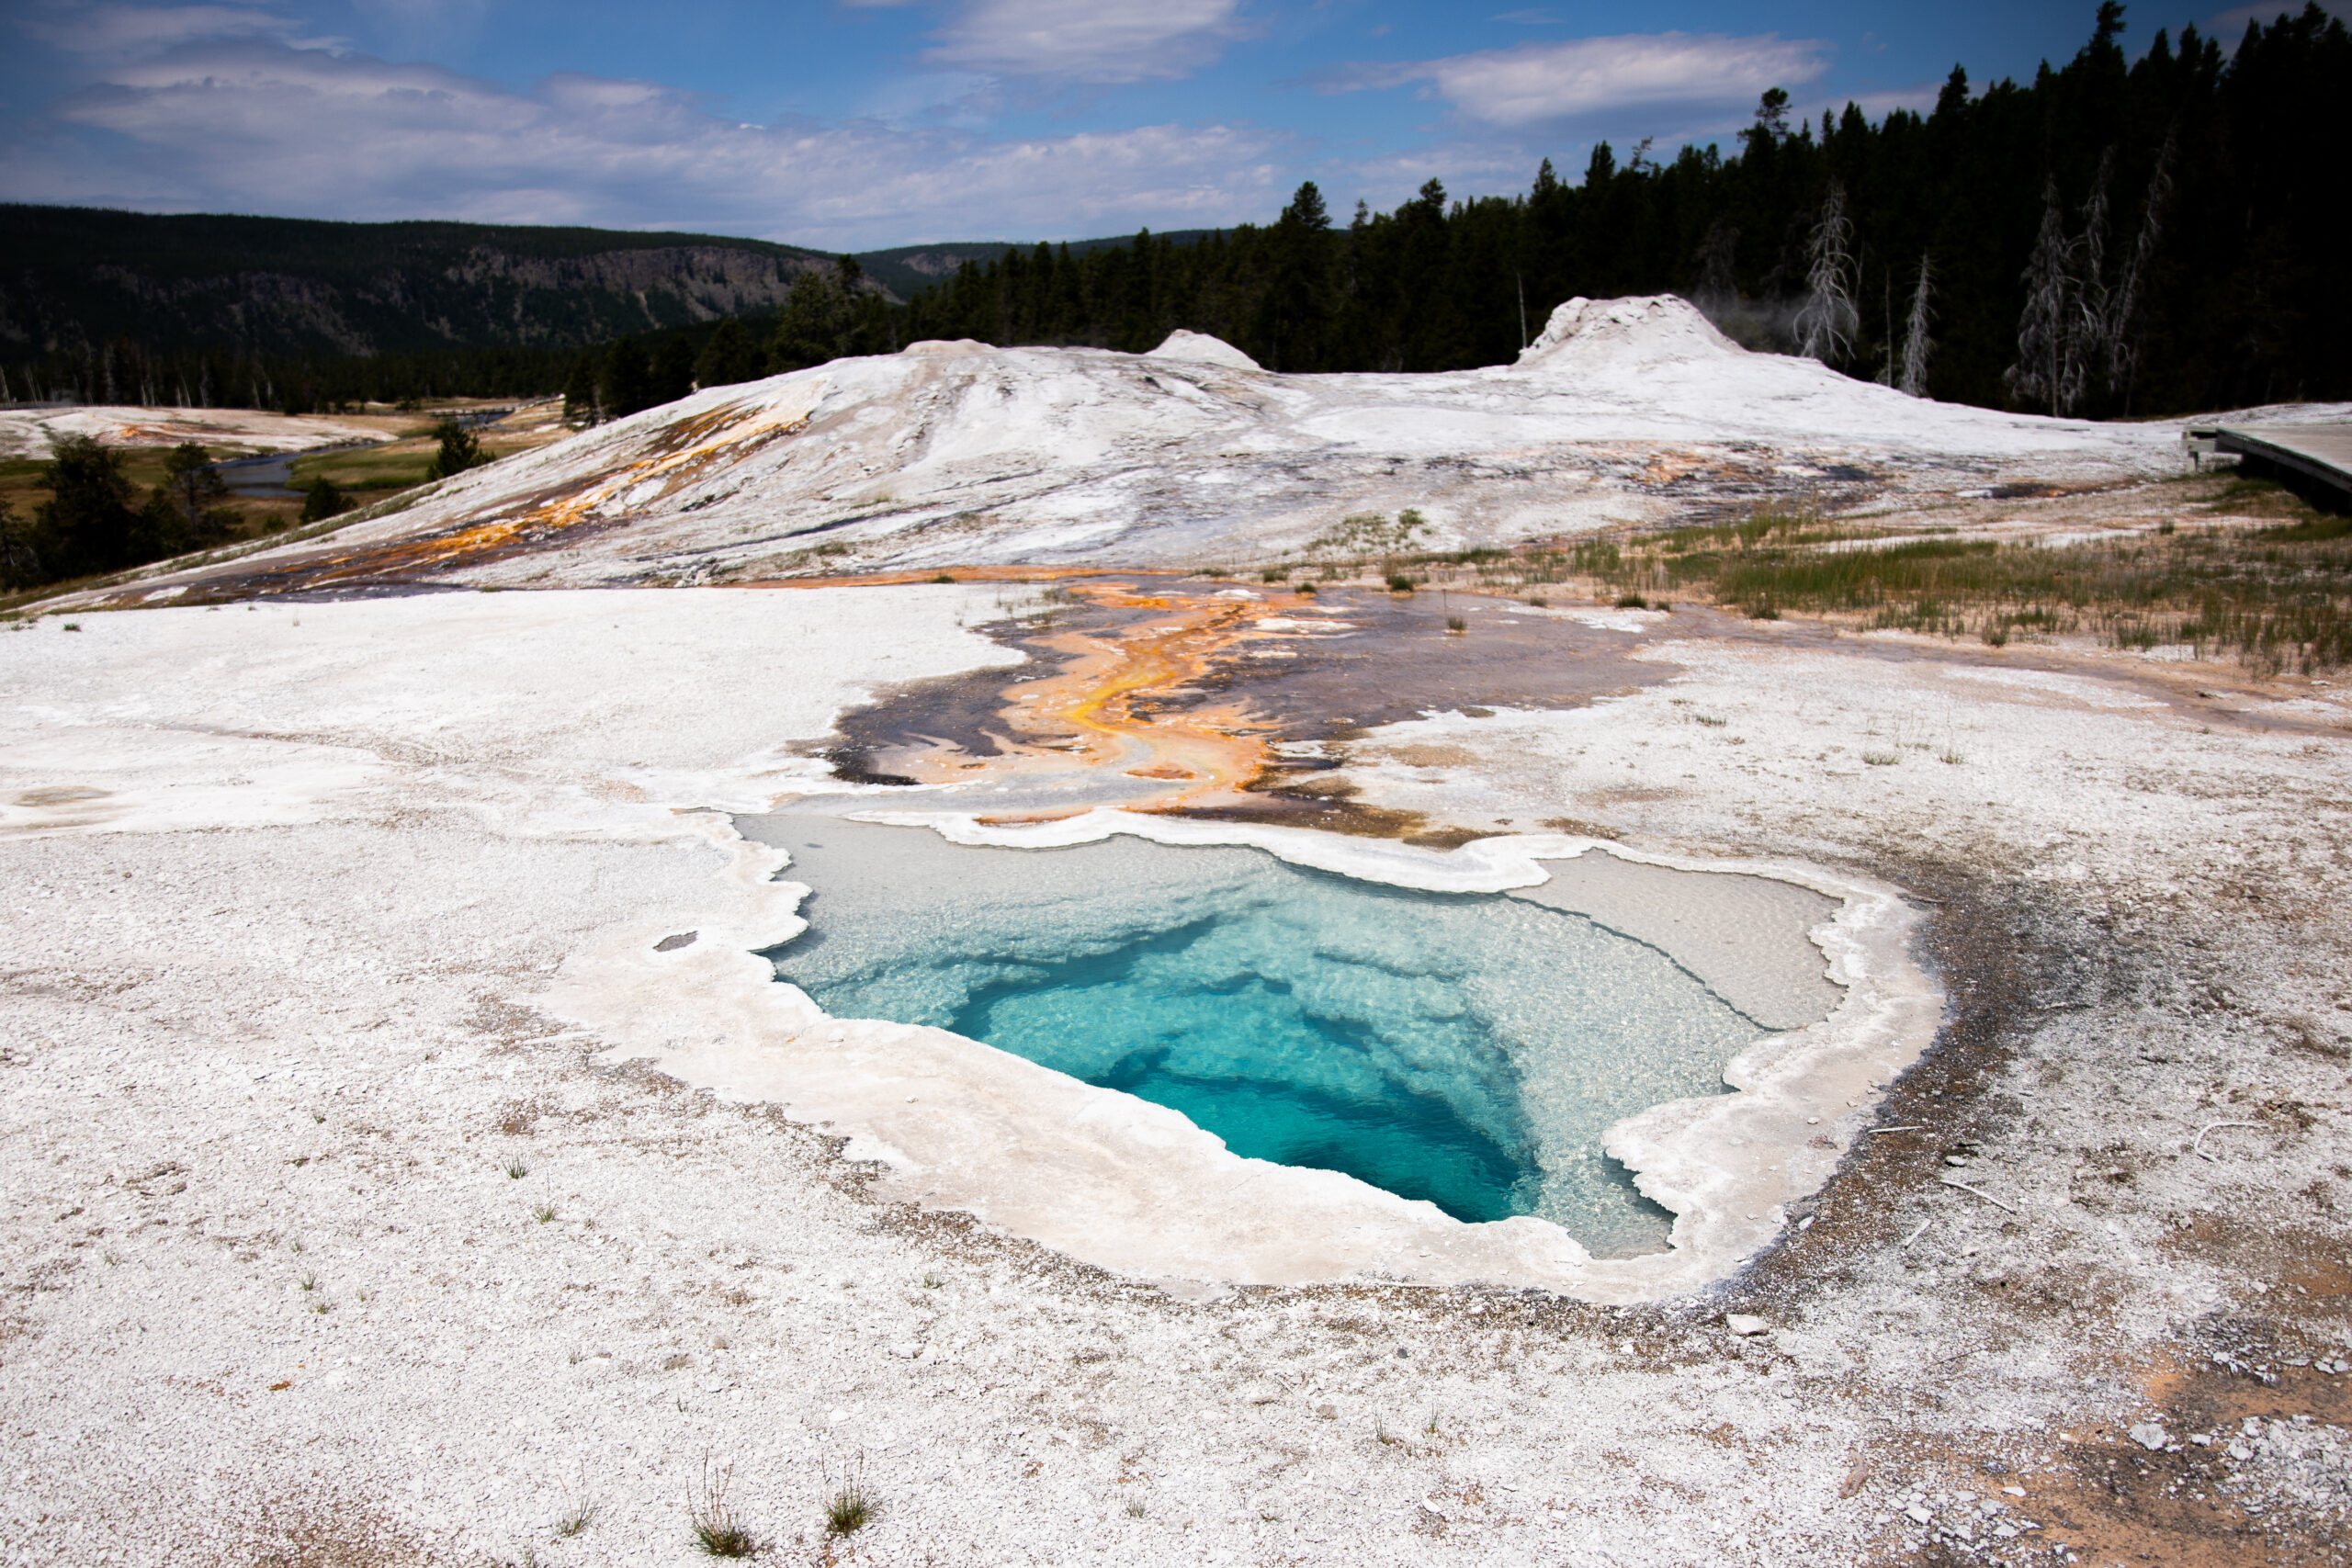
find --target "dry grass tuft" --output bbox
[822,1455,876,1539]
[688,1460,757,1558]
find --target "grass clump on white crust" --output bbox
[688,1461,756,1558]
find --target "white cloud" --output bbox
[926,0,1253,83]
[7,39,1286,248]
[14,2,306,54]
[1327,31,1832,127]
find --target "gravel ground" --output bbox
[5,583,2348,1566]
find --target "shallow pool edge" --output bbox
[861,807,1947,1299]
[541,807,1941,1304]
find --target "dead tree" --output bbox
[1794,182,1860,364]
[2104,131,2176,412]
[1899,256,1935,398]
[2007,175,2078,413]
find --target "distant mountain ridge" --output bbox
[854,232,1219,303]
[0,206,1221,363]
[0,206,847,360]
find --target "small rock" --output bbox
[1725,1314,1769,1337]
[2129,1422,2168,1451]
[1905,1503,1933,1525]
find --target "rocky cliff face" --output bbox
[0,207,841,357]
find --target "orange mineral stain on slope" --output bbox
[296,401,815,586]
[97,399,821,605]
[836,577,1333,813]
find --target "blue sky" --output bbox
[0,2,2319,249]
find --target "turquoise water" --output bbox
[753,818,1766,1256]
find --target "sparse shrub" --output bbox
[922,1272,944,1289]
[1862,750,1900,766]
[1526,596,1546,608]
[1615,593,1647,609]
[689,1461,756,1558]
[932,573,956,583]
[506,1160,527,1179]
[534,1202,557,1224]
[1296,582,1317,596]
[299,476,350,525]
[424,419,487,481]
[1386,573,1415,593]
[1746,601,1781,620]
[1444,615,1466,633]
[1261,568,1287,582]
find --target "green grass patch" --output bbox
[1557,499,2352,675]
[288,446,436,493]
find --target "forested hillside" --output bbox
[0,209,840,409]
[899,5,2348,415]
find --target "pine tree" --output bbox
[650,337,696,406]
[0,499,40,590]
[300,475,349,524]
[695,318,763,389]
[771,268,851,372]
[33,434,142,578]
[1257,181,1334,370]
[1692,221,1739,310]
[157,442,237,544]
[424,419,485,481]
[596,337,654,420]
[1794,182,1860,364]
[561,356,598,426]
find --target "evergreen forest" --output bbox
[888,4,2346,417]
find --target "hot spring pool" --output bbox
[757,818,1779,1257]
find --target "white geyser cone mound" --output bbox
[96,295,2188,600]
[1148,329,1262,370]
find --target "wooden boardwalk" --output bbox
[2188,421,2352,504]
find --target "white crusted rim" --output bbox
[545,807,1942,1302]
